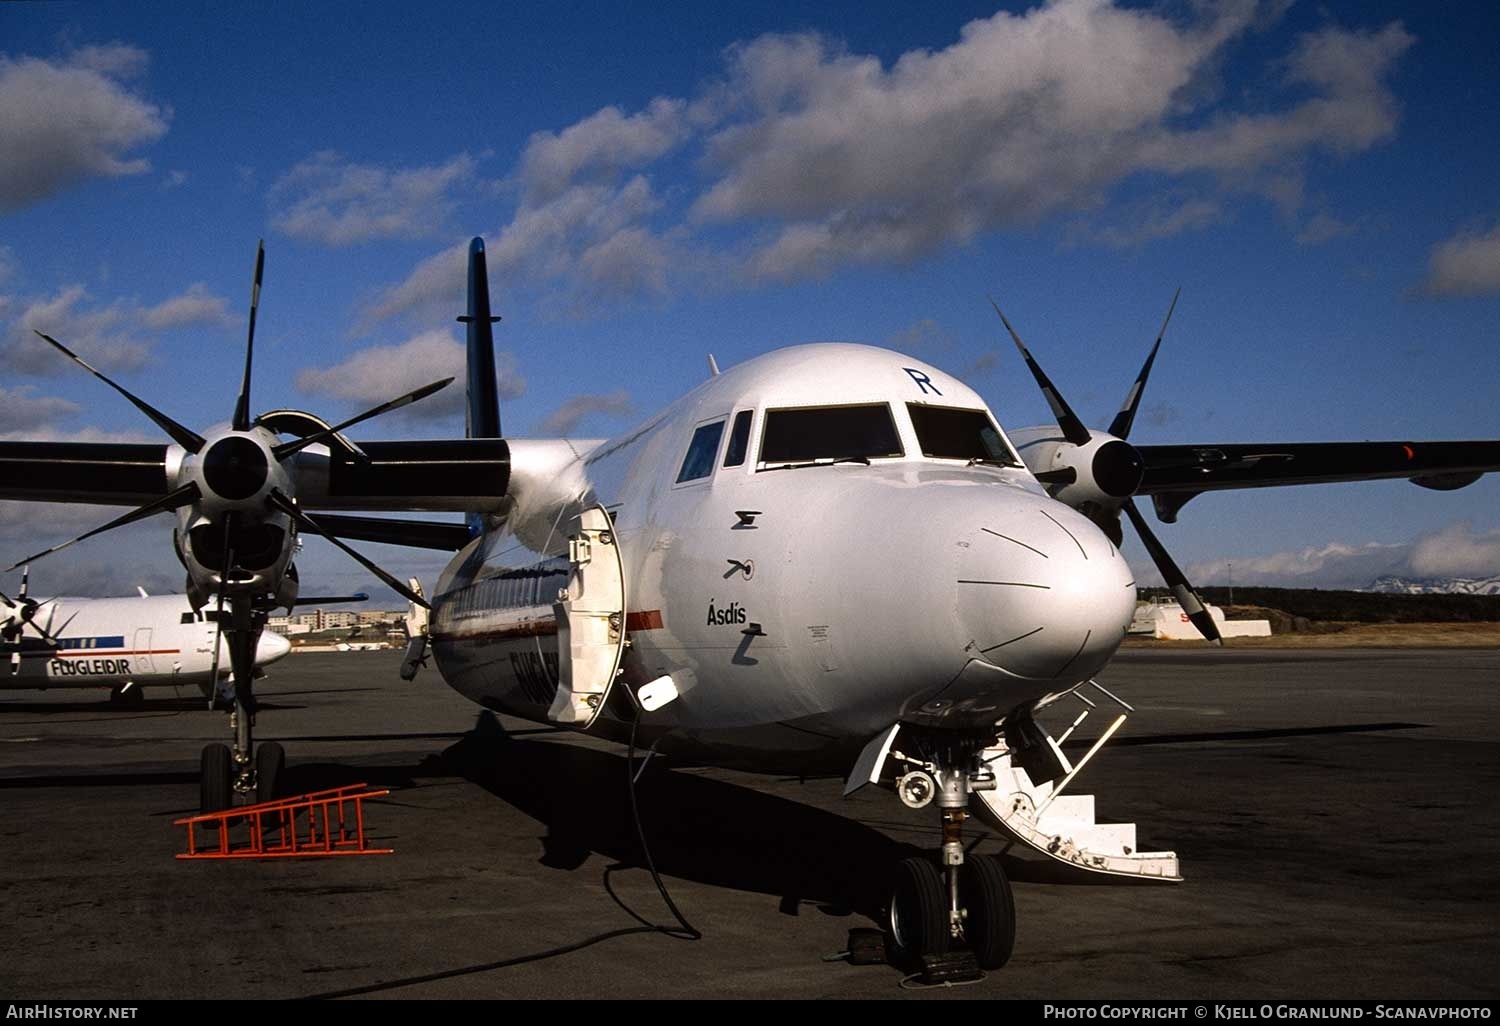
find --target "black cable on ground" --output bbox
[625,699,701,941]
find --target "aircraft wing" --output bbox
[1135,439,1500,521]
[0,439,509,514]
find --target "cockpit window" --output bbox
[759,404,903,466]
[723,410,752,468]
[907,404,1020,466]
[676,419,725,483]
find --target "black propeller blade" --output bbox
[1123,498,1221,645]
[266,490,429,608]
[271,377,454,461]
[6,483,202,572]
[989,298,1092,446]
[232,241,265,433]
[1107,288,1178,440]
[32,331,205,453]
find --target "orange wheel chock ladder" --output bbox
[175,783,393,859]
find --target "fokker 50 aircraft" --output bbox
[2,239,1497,971]
[1,568,292,704]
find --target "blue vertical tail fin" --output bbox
[458,237,502,538]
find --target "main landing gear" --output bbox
[885,732,1016,972]
[198,606,283,813]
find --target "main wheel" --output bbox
[109,685,144,708]
[960,853,1016,970]
[255,742,285,804]
[886,856,949,965]
[200,743,232,814]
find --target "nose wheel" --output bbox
[885,734,1017,971]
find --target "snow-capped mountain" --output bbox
[1365,575,1500,596]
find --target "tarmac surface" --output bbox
[1,647,1497,1000]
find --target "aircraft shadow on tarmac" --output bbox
[291,711,915,923]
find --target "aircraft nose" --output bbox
[257,629,292,666]
[957,501,1135,682]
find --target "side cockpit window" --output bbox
[676,419,726,483]
[907,404,1020,466]
[759,404,903,467]
[723,410,752,467]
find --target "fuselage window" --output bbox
[676,419,726,483]
[723,410,753,467]
[907,404,1021,466]
[759,404,903,466]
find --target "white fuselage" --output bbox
[2,593,292,693]
[429,344,1136,773]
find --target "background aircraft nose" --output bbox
[956,500,1136,682]
[256,630,292,665]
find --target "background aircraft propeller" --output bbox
[1,566,63,675]
[997,292,1222,644]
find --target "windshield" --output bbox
[759,404,903,466]
[907,404,1019,465]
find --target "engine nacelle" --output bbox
[1009,426,1145,512]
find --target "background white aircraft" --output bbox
[1,572,292,704]
[2,239,1497,973]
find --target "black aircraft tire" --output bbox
[200,743,232,814]
[961,853,1016,970]
[255,742,285,804]
[886,856,949,965]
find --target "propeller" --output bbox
[997,292,1222,644]
[2,566,63,675]
[17,243,451,617]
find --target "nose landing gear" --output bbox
[886,735,1016,972]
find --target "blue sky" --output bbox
[2,0,1499,604]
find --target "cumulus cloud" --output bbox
[519,98,690,203]
[0,45,169,211]
[1407,523,1500,578]
[367,3,1415,317]
[538,390,634,435]
[1178,522,1500,589]
[140,283,231,330]
[368,177,672,326]
[269,151,477,246]
[294,329,525,422]
[0,386,80,432]
[693,5,1412,279]
[1,285,151,373]
[1415,224,1500,297]
[1,281,233,373]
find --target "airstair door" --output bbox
[548,505,626,728]
[132,629,154,674]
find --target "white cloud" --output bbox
[294,329,525,422]
[269,151,477,247]
[0,46,168,211]
[1,280,232,373]
[538,390,634,435]
[696,7,1412,279]
[140,283,231,330]
[368,177,671,325]
[519,98,689,203]
[0,386,80,432]
[1,285,151,374]
[365,3,1417,316]
[1178,522,1500,589]
[1416,223,1500,297]
[1407,523,1500,578]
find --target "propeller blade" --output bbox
[988,298,1092,447]
[233,241,266,433]
[1122,498,1221,645]
[6,483,201,572]
[270,377,455,462]
[1107,288,1179,440]
[32,332,205,453]
[267,490,430,608]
